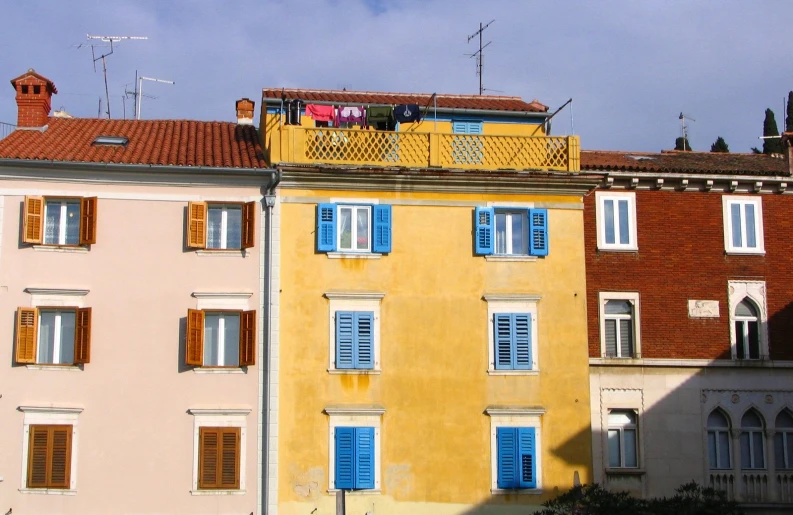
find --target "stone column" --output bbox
[731,428,743,501]
[766,428,777,502]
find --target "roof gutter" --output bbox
[0,158,276,178]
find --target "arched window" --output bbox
[707,409,731,469]
[740,409,765,469]
[734,298,760,359]
[775,410,793,470]
[604,300,634,358]
[607,409,638,468]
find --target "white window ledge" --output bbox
[32,246,88,253]
[26,364,82,371]
[725,251,766,256]
[491,488,544,495]
[192,367,246,374]
[327,252,382,260]
[327,489,381,495]
[19,488,77,495]
[190,489,246,496]
[485,255,538,262]
[327,369,381,375]
[195,249,250,257]
[597,248,638,253]
[487,370,539,376]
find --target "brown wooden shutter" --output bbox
[27,425,50,488]
[23,196,44,244]
[220,427,241,489]
[49,426,72,488]
[198,427,220,488]
[185,309,204,366]
[79,197,98,245]
[239,310,256,367]
[198,427,240,490]
[16,307,38,364]
[187,201,207,249]
[242,201,256,249]
[73,307,92,364]
[27,425,72,489]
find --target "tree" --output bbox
[674,137,692,151]
[786,91,793,132]
[762,108,783,155]
[710,137,729,153]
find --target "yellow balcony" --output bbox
[270,126,580,172]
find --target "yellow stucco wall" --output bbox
[277,188,592,515]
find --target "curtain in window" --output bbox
[223,314,240,366]
[44,202,60,244]
[64,202,80,244]
[59,311,75,364]
[356,209,369,250]
[731,203,742,248]
[204,314,221,366]
[225,207,242,249]
[339,207,352,250]
[207,207,222,249]
[617,199,629,245]
[38,310,56,363]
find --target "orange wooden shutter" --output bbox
[16,307,38,364]
[187,201,207,249]
[27,425,72,489]
[23,196,44,244]
[49,426,72,488]
[27,425,50,488]
[73,307,92,364]
[199,427,220,488]
[186,309,204,366]
[242,201,256,249]
[79,197,98,245]
[239,310,256,367]
[220,427,241,489]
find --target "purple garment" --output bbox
[336,106,365,125]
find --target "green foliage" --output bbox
[538,482,743,515]
[786,91,793,132]
[762,108,783,154]
[710,137,729,153]
[675,137,692,151]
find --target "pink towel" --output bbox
[305,104,335,122]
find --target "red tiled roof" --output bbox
[0,117,266,168]
[581,150,789,176]
[262,88,548,113]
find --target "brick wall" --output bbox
[14,75,53,128]
[584,189,793,360]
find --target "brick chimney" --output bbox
[10,69,57,128]
[236,98,254,125]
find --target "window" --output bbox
[316,203,391,254]
[335,311,374,369]
[496,427,536,489]
[15,307,91,366]
[451,120,483,164]
[707,409,731,470]
[326,405,383,492]
[493,314,532,370]
[740,409,766,469]
[775,410,793,470]
[734,298,760,359]
[23,196,97,246]
[185,309,256,368]
[728,281,768,360]
[198,427,240,489]
[186,201,255,250]
[475,207,548,257]
[607,410,638,468]
[598,292,640,358]
[723,196,764,254]
[27,425,73,489]
[595,192,637,251]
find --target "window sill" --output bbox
[32,245,88,253]
[327,489,381,495]
[327,252,382,259]
[487,370,539,376]
[19,488,77,495]
[190,489,246,496]
[195,249,250,257]
[606,468,646,476]
[193,367,246,374]
[491,488,543,495]
[25,364,82,371]
[328,369,381,375]
[485,255,538,262]
[725,250,765,256]
[596,247,638,253]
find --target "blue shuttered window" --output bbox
[494,313,532,370]
[372,205,392,253]
[497,427,537,489]
[335,311,374,369]
[317,203,337,252]
[475,207,495,255]
[335,426,375,490]
[476,207,549,257]
[528,208,548,256]
[316,203,392,254]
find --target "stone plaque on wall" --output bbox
[688,300,719,318]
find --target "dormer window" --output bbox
[92,136,129,147]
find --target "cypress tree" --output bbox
[762,108,783,154]
[786,91,793,132]
[710,137,729,153]
[675,137,692,151]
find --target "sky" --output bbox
[1,0,791,153]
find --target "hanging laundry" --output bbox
[367,106,395,130]
[337,106,365,125]
[305,104,335,122]
[394,104,420,123]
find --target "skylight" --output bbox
[92,135,129,146]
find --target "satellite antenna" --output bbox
[679,112,695,150]
[136,76,175,120]
[466,20,495,95]
[85,34,148,120]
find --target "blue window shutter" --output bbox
[354,312,374,369]
[335,311,355,369]
[475,207,495,255]
[513,314,532,370]
[497,427,518,489]
[317,203,337,252]
[494,314,514,370]
[529,208,548,256]
[335,427,355,490]
[467,122,483,134]
[453,121,467,134]
[354,427,375,489]
[518,428,537,488]
[372,205,392,253]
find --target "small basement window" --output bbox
[92,136,129,146]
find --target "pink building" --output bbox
[0,70,274,513]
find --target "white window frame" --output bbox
[776,411,793,470]
[337,204,372,253]
[43,199,80,245]
[37,308,77,365]
[727,281,768,360]
[598,292,641,358]
[607,409,639,469]
[19,406,82,495]
[706,409,732,471]
[187,408,250,495]
[595,192,637,251]
[191,292,253,373]
[202,312,241,367]
[722,196,764,254]
[325,292,383,373]
[740,410,766,470]
[486,407,544,494]
[494,209,529,256]
[325,405,384,494]
[484,294,540,374]
[206,204,243,250]
[24,288,89,369]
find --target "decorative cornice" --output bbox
[485,406,546,416]
[187,408,252,416]
[595,172,793,195]
[483,293,542,302]
[324,291,385,300]
[191,292,253,300]
[324,405,385,416]
[24,288,89,296]
[18,406,83,414]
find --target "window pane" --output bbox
[204,314,221,366]
[226,206,242,249]
[605,300,632,315]
[44,201,61,245]
[777,411,793,429]
[708,410,729,428]
[736,299,758,317]
[223,314,240,367]
[619,319,633,357]
[735,321,746,359]
[623,429,638,467]
[609,410,636,426]
[59,311,76,365]
[605,319,617,357]
[752,431,765,468]
[740,433,751,469]
[604,200,615,244]
[38,310,57,364]
[775,433,787,469]
[356,208,369,251]
[495,212,506,254]
[744,204,756,248]
[339,207,352,250]
[607,429,621,467]
[207,207,222,249]
[731,203,742,248]
[511,213,526,254]
[64,201,80,245]
[708,431,718,468]
[719,432,731,468]
[742,410,763,428]
[618,200,630,245]
[748,321,760,359]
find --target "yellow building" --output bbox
[260,89,596,514]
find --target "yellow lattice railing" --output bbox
[273,126,579,172]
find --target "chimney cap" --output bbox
[10,68,58,94]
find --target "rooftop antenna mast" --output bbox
[136,76,175,120]
[86,34,148,120]
[467,19,495,95]
[679,112,695,150]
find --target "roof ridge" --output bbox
[262,87,523,101]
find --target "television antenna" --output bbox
[136,76,175,120]
[124,71,158,120]
[466,20,495,95]
[84,34,148,120]
[679,112,695,150]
